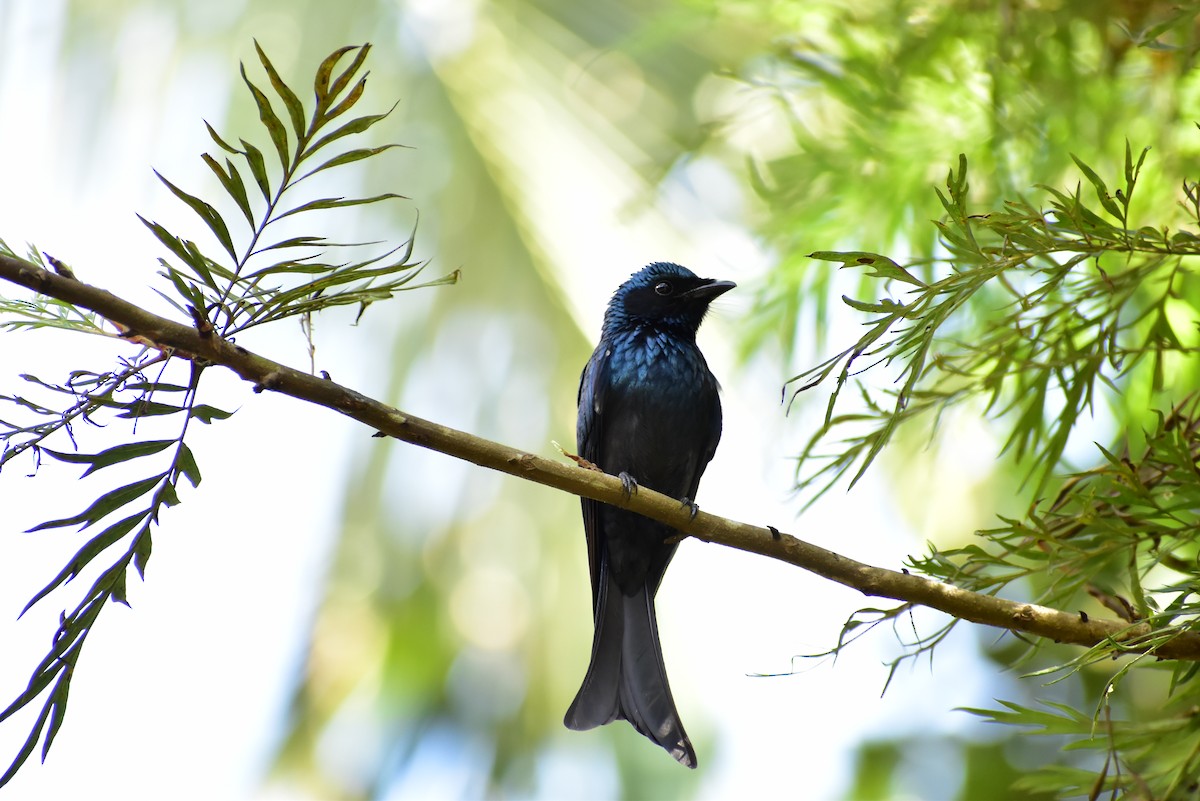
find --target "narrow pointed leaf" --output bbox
[21,510,150,613]
[314,46,358,103]
[323,76,368,125]
[298,144,404,181]
[305,105,396,157]
[176,444,201,488]
[810,251,925,286]
[326,44,371,110]
[190,404,234,423]
[153,171,237,262]
[0,689,54,786]
[276,193,406,221]
[1070,154,1125,222]
[239,139,271,200]
[201,154,254,228]
[116,400,186,419]
[204,120,240,154]
[42,440,174,477]
[27,476,161,532]
[254,39,306,139]
[132,529,153,579]
[40,672,72,763]
[241,64,290,171]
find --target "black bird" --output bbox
[564,261,734,768]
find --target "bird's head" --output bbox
[603,262,735,339]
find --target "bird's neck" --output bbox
[603,320,698,345]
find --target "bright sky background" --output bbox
[0,2,1012,799]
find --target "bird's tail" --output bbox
[564,569,696,769]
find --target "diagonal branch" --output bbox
[4,251,1200,660]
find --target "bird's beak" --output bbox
[682,279,736,302]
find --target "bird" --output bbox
[564,261,734,769]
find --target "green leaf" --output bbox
[276,192,406,221]
[190,404,234,424]
[123,382,191,393]
[153,171,237,262]
[201,153,255,228]
[254,39,306,140]
[297,143,404,182]
[39,673,71,763]
[176,444,201,488]
[241,63,291,171]
[21,510,150,613]
[252,235,328,253]
[132,529,153,579]
[840,295,905,314]
[239,139,271,201]
[43,440,175,477]
[314,45,358,103]
[810,250,925,286]
[204,120,240,154]
[304,106,397,158]
[115,400,187,419]
[325,45,371,112]
[1070,154,1125,222]
[0,683,55,786]
[27,477,161,532]
[324,77,368,124]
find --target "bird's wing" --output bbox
[577,343,612,608]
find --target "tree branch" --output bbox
[3,251,1199,660]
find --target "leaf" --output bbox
[324,77,368,124]
[27,477,161,532]
[297,143,404,182]
[275,192,407,221]
[254,39,306,139]
[239,139,271,201]
[840,295,905,314]
[39,672,71,763]
[176,443,201,488]
[325,44,371,111]
[204,120,240,154]
[201,153,255,228]
[123,382,191,393]
[0,684,54,786]
[1070,154,1125,222]
[190,404,234,424]
[304,106,397,158]
[115,400,187,419]
[21,510,150,613]
[241,63,290,171]
[132,529,153,579]
[809,250,925,286]
[153,171,237,262]
[42,440,174,477]
[314,45,358,103]
[254,235,328,252]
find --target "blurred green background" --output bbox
[2,1,1199,799]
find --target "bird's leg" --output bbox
[618,471,639,500]
[679,497,700,521]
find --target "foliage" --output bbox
[0,44,450,787]
[792,143,1200,797]
[696,3,1200,797]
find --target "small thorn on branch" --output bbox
[188,304,215,337]
[45,254,76,280]
[253,370,285,393]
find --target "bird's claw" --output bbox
[619,472,639,500]
[680,497,700,521]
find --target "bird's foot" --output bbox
[618,472,639,500]
[679,497,700,521]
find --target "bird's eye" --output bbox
[654,281,673,296]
